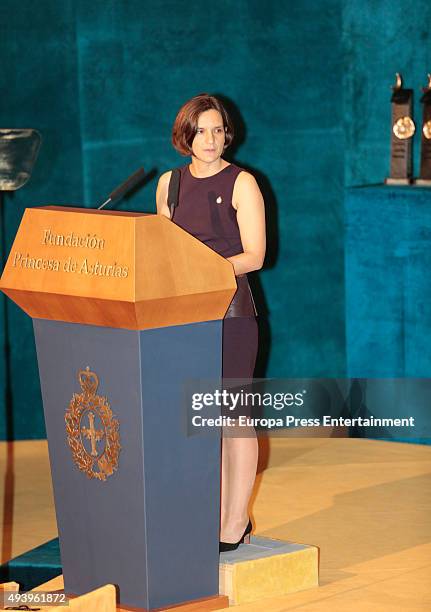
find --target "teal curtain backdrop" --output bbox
[0,0,430,439]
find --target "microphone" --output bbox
[168,168,181,218]
[98,167,145,209]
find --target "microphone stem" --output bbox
[98,197,112,210]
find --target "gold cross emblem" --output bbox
[81,411,105,457]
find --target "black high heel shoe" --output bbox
[219,519,253,553]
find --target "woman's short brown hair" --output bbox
[172,93,234,156]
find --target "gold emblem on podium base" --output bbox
[65,367,121,481]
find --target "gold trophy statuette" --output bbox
[414,74,431,185]
[385,73,415,185]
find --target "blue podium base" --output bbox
[33,319,223,610]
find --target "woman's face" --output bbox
[191,109,226,163]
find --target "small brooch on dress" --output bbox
[216,196,223,204]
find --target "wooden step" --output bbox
[219,536,319,605]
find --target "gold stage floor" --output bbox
[1,437,430,611]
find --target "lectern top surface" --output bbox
[41,205,149,217]
[0,206,236,329]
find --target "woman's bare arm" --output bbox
[227,171,266,275]
[155,170,172,218]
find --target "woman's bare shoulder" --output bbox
[157,170,173,188]
[235,169,258,187]
[156,170,174,216]
[232,169,263,210]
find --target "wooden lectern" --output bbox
[0,206,236,611]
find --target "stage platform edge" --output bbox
[30,575,229,611]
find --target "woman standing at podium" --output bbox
[156,93,266,552]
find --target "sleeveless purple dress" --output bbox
[172,163,258,379]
